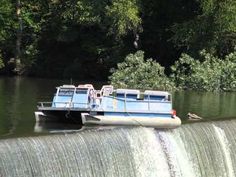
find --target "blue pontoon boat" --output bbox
[35,84,181,128]
[35,84,95,124]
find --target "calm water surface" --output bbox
[0,76,236,139]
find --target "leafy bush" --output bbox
[0,51,4,69]
[109,50,175,91]
[171,50,236,91]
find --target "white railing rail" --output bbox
[37,102,89,108]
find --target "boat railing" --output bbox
[101,95,172,112]
[37,102,90,108]
[105,95,171,103]
[37,102,52,108]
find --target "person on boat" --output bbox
[88,89,95,103]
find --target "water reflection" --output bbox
[173,91,236,120]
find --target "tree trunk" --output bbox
[15,0,22,74]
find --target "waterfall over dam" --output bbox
[1,120,236,177]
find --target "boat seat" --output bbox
[71,87,92,108]
[61,85,76,88]
[100,85,114,96]
[144,90,170,101]
[78,84,94,90]
[116,89,140,99]
[52,86,76,107]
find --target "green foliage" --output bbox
[171,50,236,91]
[0,0,15,41]
[109,51,175,90]
[171,0,236,56]
[0,0,142,74]
[29,0,142,78]
[105,0,141,37]
[0,60,3,68]
[19,0,48,68]
[0,0,15,71]
[51,0,141,38]
[22,42,39,68]
[220,52,236,90]
[0,51,4,68]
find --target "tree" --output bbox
[15,0,22,73]
[109,50,175,90]
[0,51,4,68]
[105,0,141,37]
[0,0,44,73]
[171,50,236,91]
[171,0,236,57]
[30,0,142,79]
[0,0,15,70]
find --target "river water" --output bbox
[0,76,236,138]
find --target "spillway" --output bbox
[1,120,236,177]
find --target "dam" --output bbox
[1,119,236,177]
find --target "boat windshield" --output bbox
[58,88,75,96]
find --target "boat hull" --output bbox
[81,113,181,129]
[35,109,89,124]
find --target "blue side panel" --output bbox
[100,97,117,111]
[116,93,125,98]
[52,96,73,108]
[116,98,125,111]
[100,96,172,114]
[125,101,148,111]
[149,102,172,112]
[72,93,89,108]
